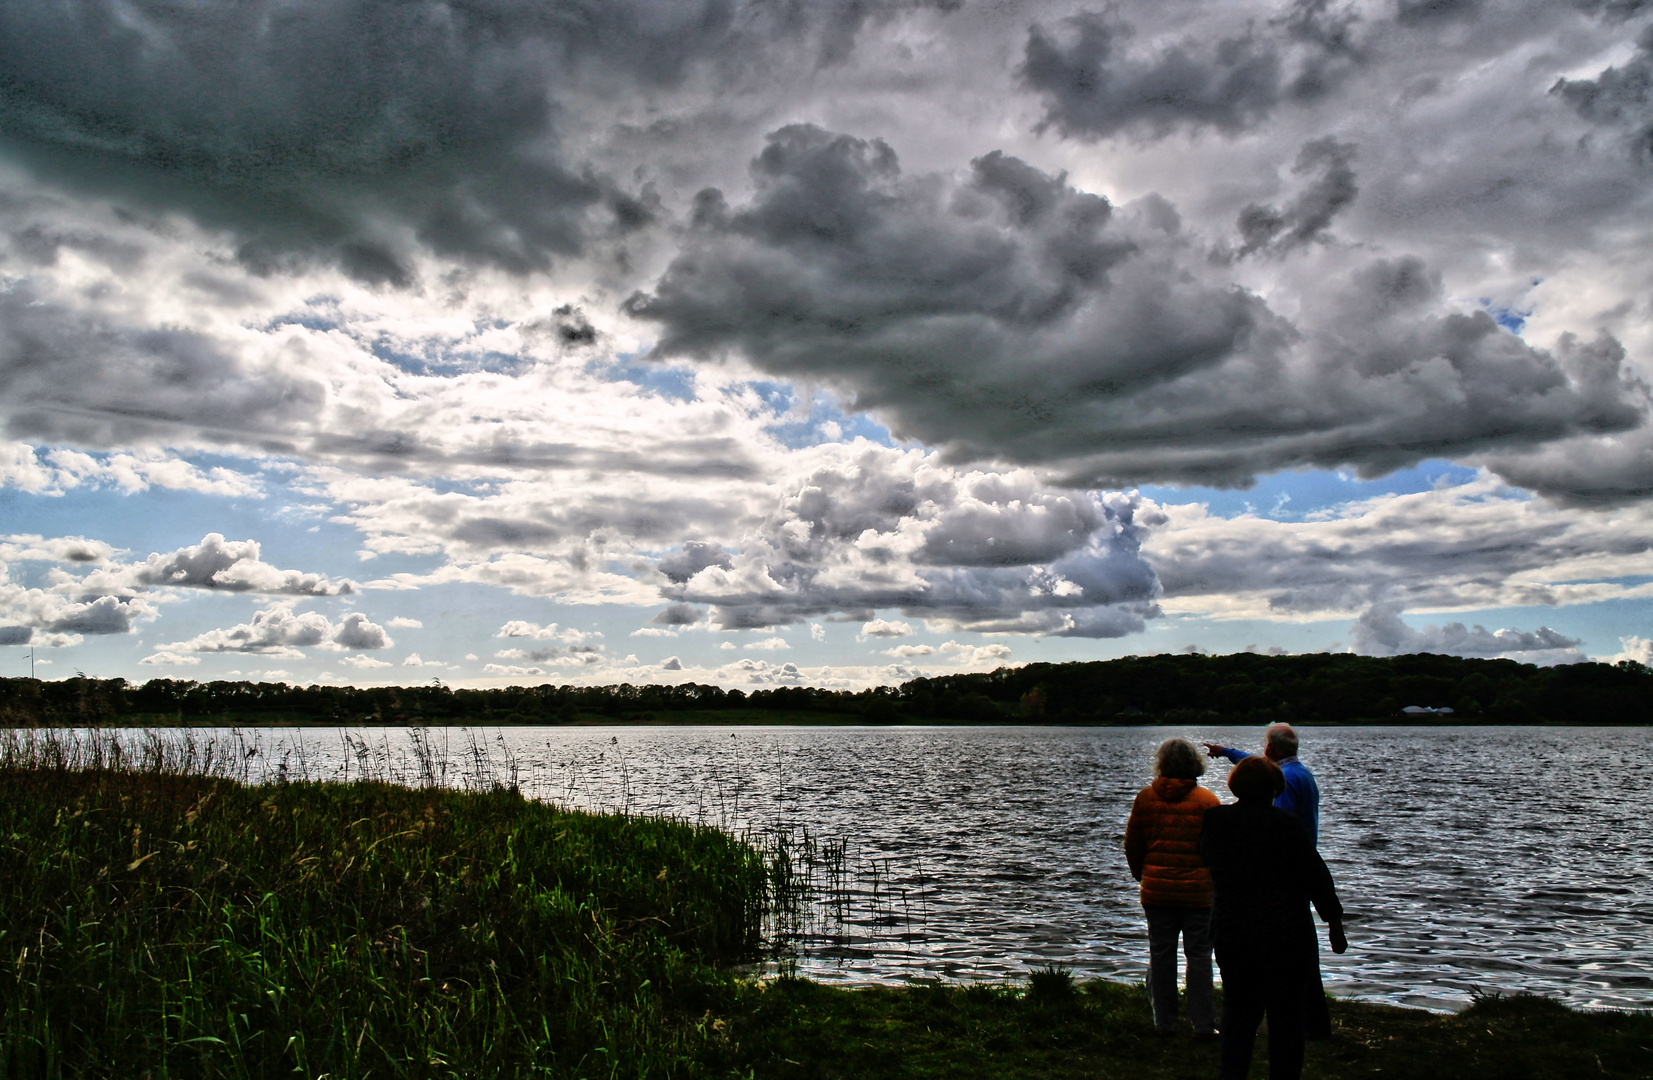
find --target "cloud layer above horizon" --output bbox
[2,0,1652,686]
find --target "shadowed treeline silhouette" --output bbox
[3,652,1650,727]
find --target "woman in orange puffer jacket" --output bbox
[1124,737,1220,1036]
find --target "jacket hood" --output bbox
[1151,776,1199,801]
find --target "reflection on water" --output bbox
[134,724,1653,1012]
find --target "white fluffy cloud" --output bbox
[157,606,393,658]
[1144,472,1653,621]
[0,535,117,565]
[1605,636,1653,667]
[1,443,262,498]
[0,560,159,647]
[0,531,363,652]
[139,650,201,667]
[661,443,1161,634]
[340,654,394,670]
[1349,602,1586,665]
[497,620,596,643]
[102,534,355,596]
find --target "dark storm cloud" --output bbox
[449,518,564,549]
[1235,137,1358,257]
[629,125,1646,494]
[1022,12,1283,139]
[1020,4,1363,142]
[0,0,886,277]
[1478,334,1653,505]
[650,602,704,625]
[1394,0,1483,26]
[1553,25,1653,161]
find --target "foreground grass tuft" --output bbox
[1,767,764,1078]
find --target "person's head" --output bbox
[1263,723,1299,762]
[1228,755,1285,804]
[1153,737,1207,779]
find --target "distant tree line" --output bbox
[1,652,1650,727]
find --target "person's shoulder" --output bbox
[1191,784,1221,807]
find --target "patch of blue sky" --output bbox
[1137,460,1483,520]
[742,379,795,414]
[415,476,497,497]
[754,385,899,449]
[370,338,528,377]
[263,311,339,333]
[1484,302,1531,335]
[1479,278,1541,336]
[1571,574,1653,588]
[594,356,698,401]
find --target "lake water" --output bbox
[130,724,1653,1012]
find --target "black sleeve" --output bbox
[1299,836,1343,924]
[1198,805,1223,868]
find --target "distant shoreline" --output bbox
[3,712,1644,729]
[7,651,1651,727]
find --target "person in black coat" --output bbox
[1199,755,1348,1080]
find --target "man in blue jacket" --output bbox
[1203,724,1319,843]
[1203,724,1331,1040]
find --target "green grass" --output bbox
[1,765,766,1078]
[721,977,1653,1079]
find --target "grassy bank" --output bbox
[3,750,1646,1079]
[724,976,1653,1079]
[1,761,765,1078]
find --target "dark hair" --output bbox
[1228,756,1285,803]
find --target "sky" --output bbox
[3,0,1653,690]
